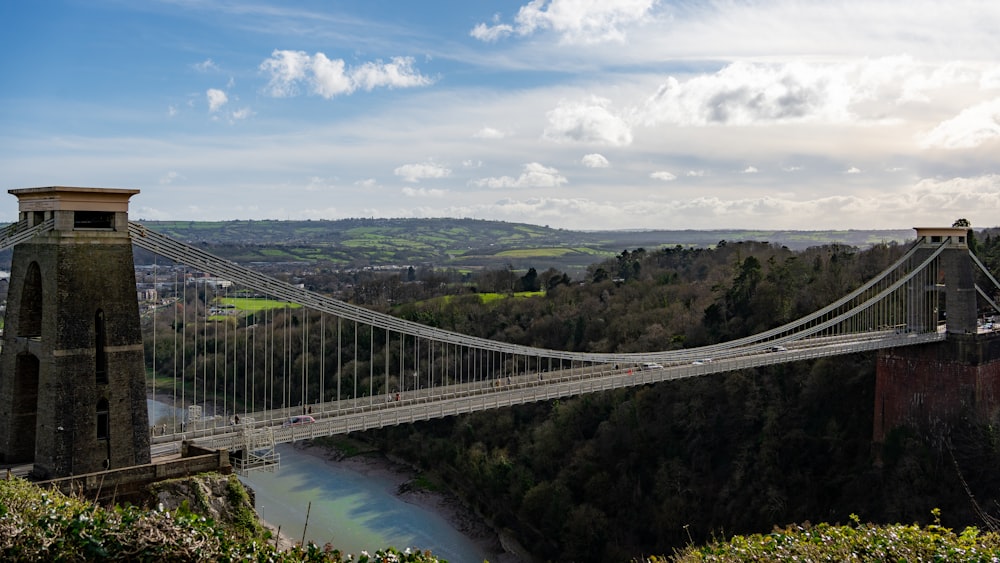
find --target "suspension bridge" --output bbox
[1,187,999,479]
[133,221,1000,468]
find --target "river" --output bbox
[240,444,494,561]
[147,400,494,561]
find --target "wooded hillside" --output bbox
[361,236,1000,561]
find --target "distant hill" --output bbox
[135,218,916,275]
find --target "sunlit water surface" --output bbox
[147,398,489,559]
[239,444,490,561]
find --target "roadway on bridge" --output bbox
[145,328,942,458]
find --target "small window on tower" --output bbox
[74,211,115,230]
[97,398,110,440]
[95,310,108,384]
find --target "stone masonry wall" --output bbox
[874,333,1000,443]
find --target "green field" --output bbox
[214,297,302,312]
[406,291,545,308]
[478,291,544,303]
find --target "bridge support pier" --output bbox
[0,187,150,479]
[874,333,1000,444]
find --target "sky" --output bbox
[2,1,999,231]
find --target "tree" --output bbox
[520,267,540,292]
[953,218,979,255]
[726,255,762,320]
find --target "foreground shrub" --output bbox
[0,477,444,562]
[663,512,1000,562]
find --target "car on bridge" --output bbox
[640,362,664,370]
[283,415,315,427]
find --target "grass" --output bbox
[407,291,544,308]
[478,291,544,303]
[214,297,302,312]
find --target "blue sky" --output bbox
[2,1,999,230]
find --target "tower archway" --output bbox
[17,262,42,338]
[5,353,40,463]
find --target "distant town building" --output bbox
[190,276,233,289]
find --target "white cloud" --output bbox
[686,170,705,177]
[920,98,1000,149]
[194,59,218,72]
[402,186,447,197]
[305,177,336,192]
[394,162,452,183]
[259,50,309,97]
[742,166,758,174]
[207,89,228,112]
[894,61,983,104]
[473,127,506,139]
[633,58,971,128]
[352,57,433,91]
[260,51,433,99]
[544,96,632,145]
[581,153,609,168]
[167,105,178,117]
[903,175,1000,218]
[470,22,515,42]
[412,172,999,230]
[355,178,378,188]
[471,162,567,188]
[845,166,862,174]
[650,171,676,181]
[473,0,656,44]
[159,171,184,185]
[983,66,1000,89]
[230,107,253,121]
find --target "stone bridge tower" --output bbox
[874,226,1000,444]
[0,187,149,479]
